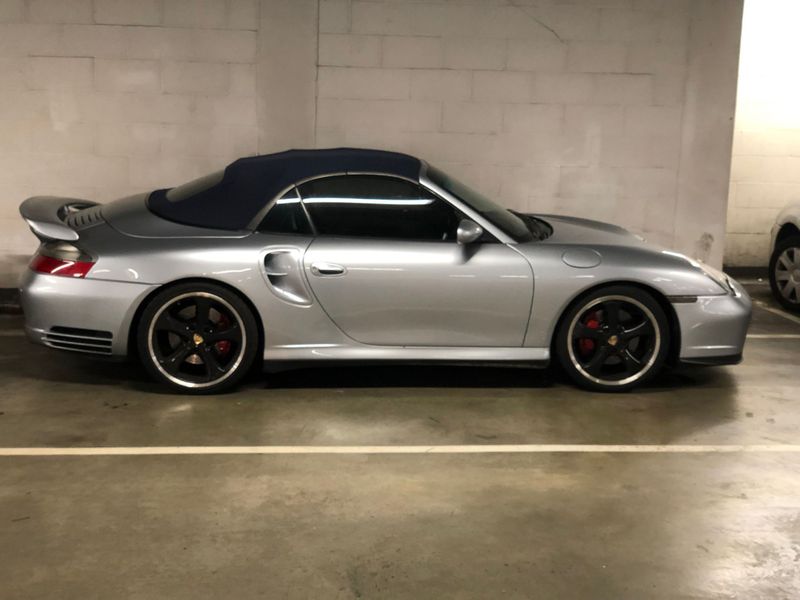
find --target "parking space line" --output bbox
[753,300,800,326]
[2,444,800,456]
[747,333,800,339]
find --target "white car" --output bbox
[770,204,800,311]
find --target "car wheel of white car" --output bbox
[137,283,259,394]
[769,235,800,313]
[555,286,670,392]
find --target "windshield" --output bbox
[425,165,534,243]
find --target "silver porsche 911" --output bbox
[19,148,751,393]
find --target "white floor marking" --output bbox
[746,333,800,339]
[753,300,800,326]
[2,444,800,456]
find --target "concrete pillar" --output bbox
[257,0,318,153]
[674,0,743,266]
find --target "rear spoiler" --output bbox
[19,196,99,242]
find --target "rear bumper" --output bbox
[19,269,157,357]
[673,278,752,363]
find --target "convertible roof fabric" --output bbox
[147,148,422,230]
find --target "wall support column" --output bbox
[257,0,318,153]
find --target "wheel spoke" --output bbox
[205,323,241,343]
[159,342,194,372]
[782,279,795,299]
[194,297,212,326]
[621,350,643,375]
[156,311,191,338]
[776,271,791,281]
[572,322,602,340]
[779,254,794,271]
[583,346,611,377]
[603,301,621,328]
[621,320,654,340]
[200,346,226,381]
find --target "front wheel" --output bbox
[137,283,259,394]
[555,286,670,392]
[769,235,800,312]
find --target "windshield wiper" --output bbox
[510,210,551,241]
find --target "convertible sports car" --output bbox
[18,148,751,393]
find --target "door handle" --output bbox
[311,262,346,276]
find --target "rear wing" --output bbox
[19,196,100,242]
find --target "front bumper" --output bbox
[673,277,752,364]
[19,269,157,357]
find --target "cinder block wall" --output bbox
[313,0,742,270]
[0,0,260,284]
[726,128,800,266]
[0,0,742,286]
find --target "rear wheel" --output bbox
[137,283,259,394]
[555,286,670,392]
[769,235,800,312]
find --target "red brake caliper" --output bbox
[579,311,601,357]
[215,313,232,357]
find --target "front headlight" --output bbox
[696,261,739,296]
[661,250,735,295]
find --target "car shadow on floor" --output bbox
[263,363,553,389]
[259,361,732,392]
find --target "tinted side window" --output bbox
[257,188,312,234]
[298,175,459,241]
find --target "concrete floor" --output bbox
[1,281,799,599]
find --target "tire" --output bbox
[769,234,800,313]
[554,285,670,392]
[137,282,259,394]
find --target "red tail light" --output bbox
[30,254,95,278]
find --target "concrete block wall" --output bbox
[315,0,742,269]
[726,131,800,266]
[0,0,260,284]
[0,0,742,285]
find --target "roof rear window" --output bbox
[165,170,225,203]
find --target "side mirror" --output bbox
[457,218,483,244]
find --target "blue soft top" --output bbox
[148,147,422,230]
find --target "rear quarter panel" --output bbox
[83,228,357,352]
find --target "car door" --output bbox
[299,174,533,347]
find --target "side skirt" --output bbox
[264,345,549,365]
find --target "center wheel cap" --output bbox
[607,334,619,347]
[193,333,204,346]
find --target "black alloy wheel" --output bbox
[555,286,670,392]
[137,283,259,393]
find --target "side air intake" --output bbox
[42,326,113,355]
